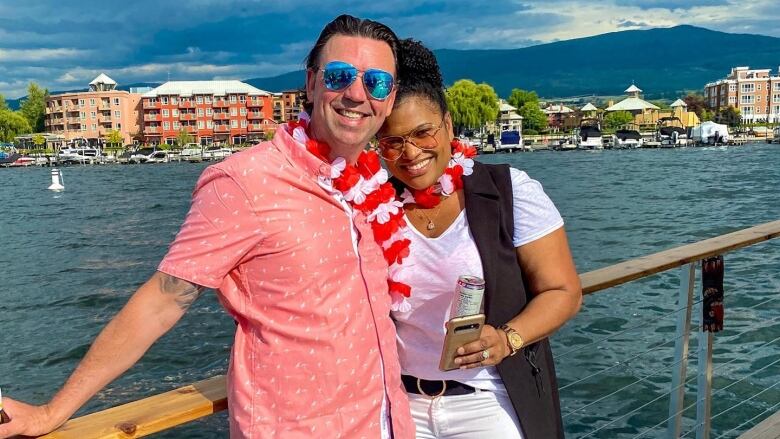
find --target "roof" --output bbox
[143,80,271,98]
[499,102,517,112]
[625,84,642,93]
[543,104,574,114]
[581,103,598,111]
[605,97,659,112]
[90,73,116,85]
[670,99,687,107]
[500,111,523,120]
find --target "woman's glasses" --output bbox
[376,118,446,161]
[320,61,395,101]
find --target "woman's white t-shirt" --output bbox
[392,167,564,394]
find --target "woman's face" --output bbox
[377,97,454,190]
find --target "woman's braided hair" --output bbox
[396,38,447,115]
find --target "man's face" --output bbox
[306,34,397,161]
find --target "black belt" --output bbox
[402,374,476,397]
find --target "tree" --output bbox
[714,106,741,127]
[175,129,194,149]
[683,93,708,118]
[445,79,499,133]
[0,93,8,112]
[0,109,32,142]
[105,129,124,147]
[519,101,548,133]
[19,82,48,133]
[507,88,539,110]
[604,111,634,129]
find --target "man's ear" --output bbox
[305,69,316,102]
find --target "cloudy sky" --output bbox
[2,0,779,98]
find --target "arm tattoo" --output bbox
[158,273,206,310]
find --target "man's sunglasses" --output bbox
[320,61,395,101]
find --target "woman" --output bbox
[377,39,582,438]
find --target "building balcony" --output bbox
[144,101,161,109]
[247,112,264,120]
[247,100,264,108]
[144,114,160,121]
[214,125,230,132]
[146,127,160,133]
[179,114,195,120]
[213,100,229,107]
[178,101,193,108]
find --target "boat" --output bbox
[58,147,100,164]
[575,119,603,150]
[773,127,780,144]
[658,117,688,148]
[614,125,643,149]
[145,151,171,164]
[495,130,525,153]
[180,143,204,162]
[690,121,729,146]
[129,147,157,163]
[0,144,21,166]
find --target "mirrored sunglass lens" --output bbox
[323,63,357,91]
[364,70,393,99]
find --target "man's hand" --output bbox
[0,397,63,438]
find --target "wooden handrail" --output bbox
[39,220,780,438]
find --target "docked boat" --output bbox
[58,147,100,164]
[575,119,603,150]
[0,144,21,166]
[614,125,643,149]
[690,121,729,146]
[658,117,688,147]
[495,130,525,153]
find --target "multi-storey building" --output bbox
[44,73,143,147]
[704,66,780,122]
[141,81,274,146]
[271,89,305,124]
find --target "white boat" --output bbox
[615,128,643,149]
[575,120,603,150]
[495,130,526,153]
[180,143,204,161]
[202,147,233,160]
[690,121,729,145]
[658,117,688,147]
[129,147,157,163]
[58,147,100,163]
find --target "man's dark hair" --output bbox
[395,38,447,115]
[303,14,400,114]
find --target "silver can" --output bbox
[450,275,485,317]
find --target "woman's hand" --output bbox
[453,324,510,369]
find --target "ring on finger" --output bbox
[481,349,490,360]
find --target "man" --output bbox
[0,15,413,439]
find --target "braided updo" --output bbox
[396,38,448,115]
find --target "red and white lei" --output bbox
[286,115,477,312]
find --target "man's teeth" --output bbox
[338,109,364,119]
[408,158,431,171]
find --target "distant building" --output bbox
[141,80,275,146]
[605,84,661,129]
[44,73,143,148]
[704,66,780,123]
[497,101,523,132]
[271,89,305,124]
[542,104,575,131]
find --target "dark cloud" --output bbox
[613,0,730,9]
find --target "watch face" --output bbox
[509,333,523,349]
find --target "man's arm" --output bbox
[0,271,205,438]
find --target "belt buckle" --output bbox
[417,378,447,399]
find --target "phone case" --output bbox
[438,314,486,371]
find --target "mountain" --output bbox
[245,25,780,99]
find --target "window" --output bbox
[90,98,96,106]
[741,83,755,93]
[205,96,211,104]
[196,96,203,104]
[162,109,169,117]
[114,110,121,118]
[774,83,780,91]
[728,96,736,104]
[91,111,97,118]
[240,108,247,115]
[164,121,170,129]
[80,111,86,119]
[206,108,213,116]
[173,121,180,129]
[229,95,237,103]
[742,106,753,115]
[162,96,169,104]
[230,107,237,116]
[741,95,754,104]
[81,124,86,131]
[113,98,120,105]
[231,119,238,128]
[207,120,213,128]
[758,84,762,91]
[241,120,247,128]
[172,109,179,116]
[198,120,204,129]
[198,108,204,117]
[729,84,736,92]
[79,99,85,106]
[774,106,780,114]
[757,96,761,102]
[239,95,246,103]
[91,124,97,130]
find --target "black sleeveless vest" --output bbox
[463,162,564,439]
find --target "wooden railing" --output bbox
[40,220,780,438]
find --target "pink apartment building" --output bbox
[704,66,780,123]
[45,74,143,147]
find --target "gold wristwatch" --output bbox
[499,324,524,356]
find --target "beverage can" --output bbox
[450,275,485,317]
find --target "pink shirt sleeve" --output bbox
[158,166,264,289]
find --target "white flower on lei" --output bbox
[391,293,412,312]
[330,157,346,179]
[400,188,416,205]
[439,173,455,195]
[450,152,474,176]
[292,126,308,145]
[367,199,404,224]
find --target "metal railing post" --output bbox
[667,263,696,438]
[695,330,713,439]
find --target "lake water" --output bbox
[1,144,778,438]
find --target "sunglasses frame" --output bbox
[376,116,447,161]
[319,61,396,101]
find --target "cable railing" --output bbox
[37,219,780,438]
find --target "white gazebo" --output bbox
[89,73,117,92]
